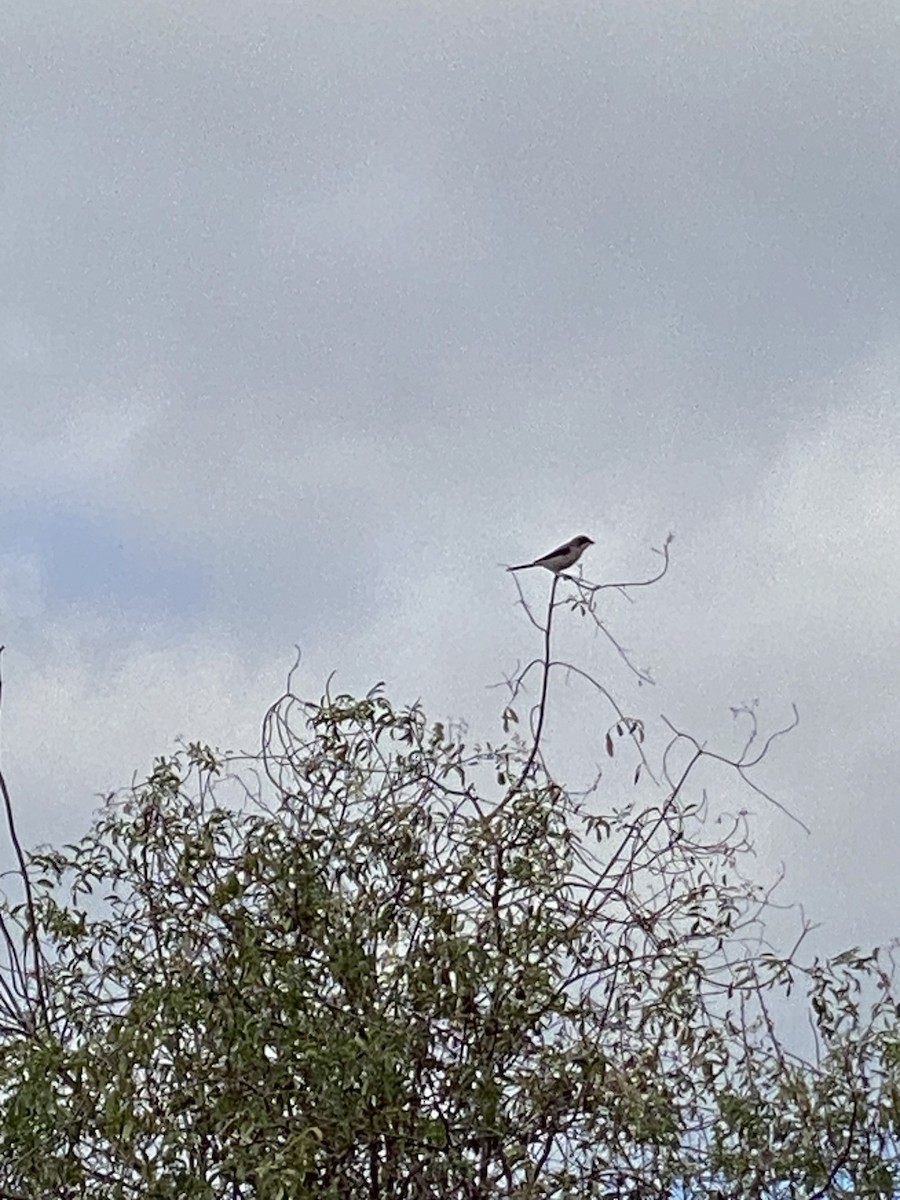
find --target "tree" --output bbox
[0,547,897,1198]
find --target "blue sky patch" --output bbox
[0,503,210,621]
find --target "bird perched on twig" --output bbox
[508,534,594,574]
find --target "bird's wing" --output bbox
[534,539,574,562]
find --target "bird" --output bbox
[508,534,594,574]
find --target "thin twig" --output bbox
[0,648,50,1031]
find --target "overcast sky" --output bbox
[2,1,900,959]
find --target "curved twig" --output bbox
[0,648,50,1032]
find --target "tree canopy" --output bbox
[0,550,897,1198]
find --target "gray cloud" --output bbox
[2,1,899,956]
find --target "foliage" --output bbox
[0,556,897,1198]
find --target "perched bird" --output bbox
[508,534,594,574]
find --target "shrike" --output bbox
[508,534,594,574]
